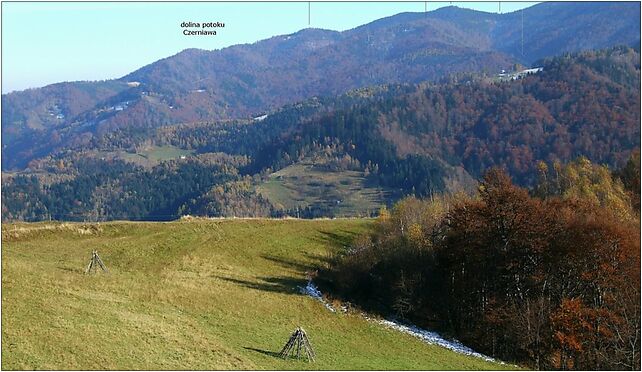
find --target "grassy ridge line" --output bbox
[2,220,514,370]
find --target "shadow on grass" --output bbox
[218,229,360,296]
[302,251,334,268]
[315,229,359,250]
[215,275,306,295]
[261,251,337,276]
[261,255,316,273]
[243,346,281,358]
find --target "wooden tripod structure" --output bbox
[85,250,108,274]
[279,327,315,362]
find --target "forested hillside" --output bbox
[319,158,640,370]
[2,2,639,170]
[244,46,640,190]
[2,47,639,221]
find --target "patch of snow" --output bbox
[299,280,345,313]
[301,280,503,364]
[373,318,499,363]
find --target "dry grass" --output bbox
[2,222,104,241]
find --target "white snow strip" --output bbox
[301,280,501,364]
[299,281,339,312]
[373,318,499,363]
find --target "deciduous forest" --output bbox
[318,155,640,370]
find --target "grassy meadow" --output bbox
[2,219,513,370]
[256,161,394,216]
[117,146,195,167]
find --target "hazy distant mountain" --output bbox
[2,2,640,170]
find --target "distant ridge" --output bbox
[2,1,640,170]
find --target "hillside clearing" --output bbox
[117,146,195,167]
[2,220,514,370]
[256,161,395,217]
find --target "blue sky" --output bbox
[1,1,538,93]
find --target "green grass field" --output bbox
[118,146,195,167]
[256,161,395,217]
[2,219,514,370]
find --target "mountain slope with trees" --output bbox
[2,2,640,170]
[2,46,639,222]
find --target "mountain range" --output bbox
[1,2,640,222]
[2,2,640,170]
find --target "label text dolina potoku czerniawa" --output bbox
[181,21,225,36]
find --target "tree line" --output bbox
[318,155,640,370]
